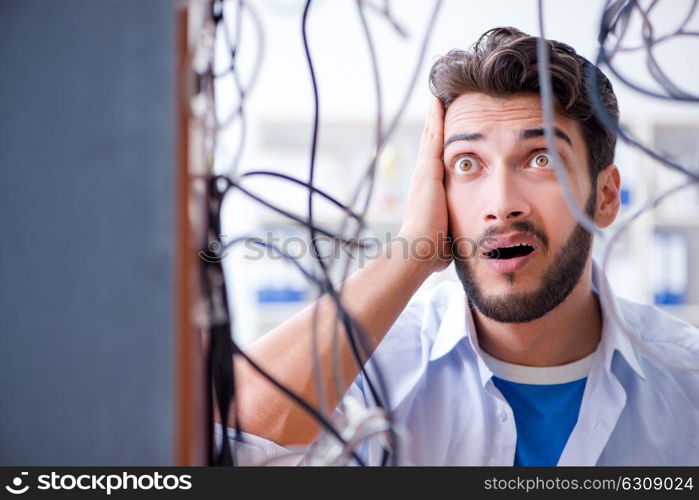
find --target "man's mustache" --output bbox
[479,220,549,252]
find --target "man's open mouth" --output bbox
[485,243,535,260]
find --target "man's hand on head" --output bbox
[397,96,452,273]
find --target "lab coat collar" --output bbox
[428,259,646,381]
[591,259,647,381]
[426,284,494,387]
[428,283,468,362]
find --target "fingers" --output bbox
[419,96,445,164]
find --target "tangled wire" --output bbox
[184,0,699,466]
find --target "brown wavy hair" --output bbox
[429,27,619,181]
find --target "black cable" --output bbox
[591,0,699,184]
[300,0,388,404]
[193,0,699,468]
[238,171,367,226]
[214,174,374,248]
[354,0,390,466]
[192,0,441,468]
[219,235,386,465]
[201,176,236,466]
[200,2,386,458]
[598,0,699,102]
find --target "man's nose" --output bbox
[482,168,531,223]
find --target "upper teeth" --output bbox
[502,243,530,248]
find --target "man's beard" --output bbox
[453,191,596,324]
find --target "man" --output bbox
[223,27,699,465]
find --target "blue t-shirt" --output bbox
[481,349,595,466]
[492,376,587,466]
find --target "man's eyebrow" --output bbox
[442,132,484,156]
[520,127,573,148]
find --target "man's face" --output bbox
[443,92,597,323]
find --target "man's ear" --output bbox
[594,164,621,228]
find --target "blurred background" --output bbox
[1,0,697,465]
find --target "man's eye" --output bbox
[454,155,480,175]
[529,153,552,169]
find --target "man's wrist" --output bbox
[388,232,449,276]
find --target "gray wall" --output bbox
[0,0,175,465]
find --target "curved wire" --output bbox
[600,180,699,372]
[536,0,603,237]
[190,0,699,469]
[537,0,699,374]
[300,0,400,466]
[221,235,376,465]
